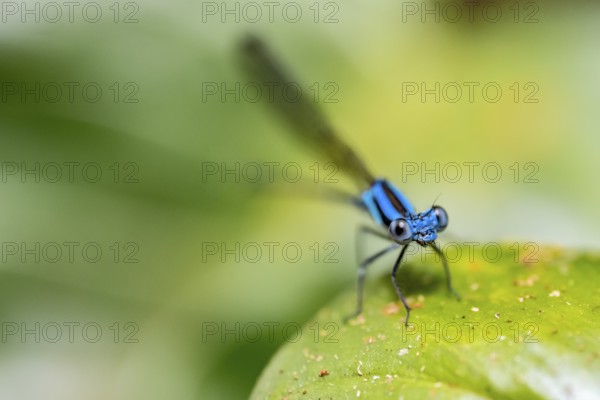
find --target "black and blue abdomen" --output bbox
[361,179,415,227]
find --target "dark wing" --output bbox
[240,35,375,188]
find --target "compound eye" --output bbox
[389,219,413,243]
[433,206,448,232]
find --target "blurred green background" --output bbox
[0,1,599,399]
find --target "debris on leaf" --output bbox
[514,274,539,287]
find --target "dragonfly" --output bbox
[241,36,461,325]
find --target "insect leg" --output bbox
[344,226,398,322]
[391,245,411,325]
[430,242,461,300]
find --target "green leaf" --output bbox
[251,244,600,399]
